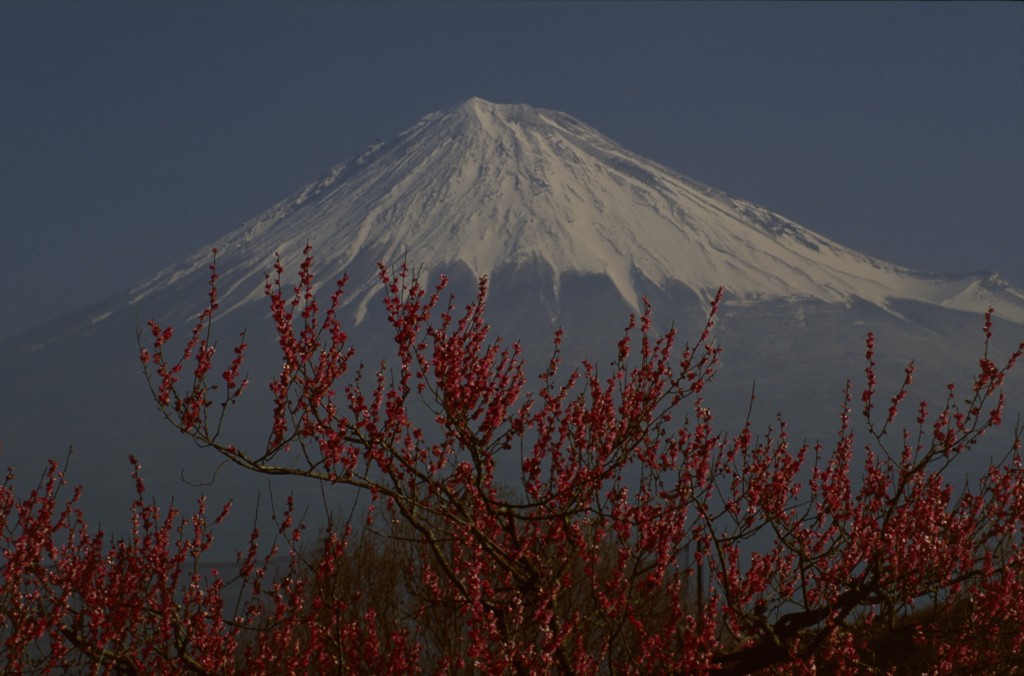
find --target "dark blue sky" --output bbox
[1,2,1021,338]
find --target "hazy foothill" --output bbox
[0,97,1021,671]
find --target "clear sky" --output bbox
[1,2,1022,339]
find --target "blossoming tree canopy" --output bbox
[2,247,1021,673]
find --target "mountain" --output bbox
[1,98,1021,552]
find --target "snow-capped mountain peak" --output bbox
[129,97,1024,324]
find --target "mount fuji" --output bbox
[1,98,1021,550]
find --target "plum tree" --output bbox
[2,246,1021,673]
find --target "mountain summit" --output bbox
[129,97,1024,325]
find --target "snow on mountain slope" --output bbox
[127,96,1024,325]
